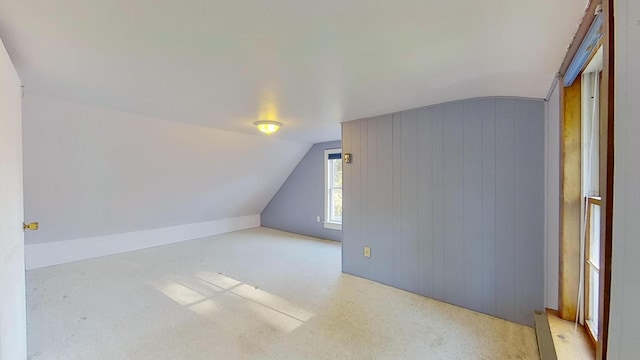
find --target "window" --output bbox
[324,149,342,230]
[580,54,602,342]
[585,196,601,339]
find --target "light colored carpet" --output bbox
[27,227,539,359]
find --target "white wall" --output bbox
[0,37,26,359]
[545,79,560,310]
[608,0,640,357]
[22,94,310,247]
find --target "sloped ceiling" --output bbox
[0,0,587,143]
[22,94,310,244]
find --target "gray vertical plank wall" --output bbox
[443,103,465,306]
[481,100,497,316]
[463,100,483,313]
[431,106,446,301]
[417,107,433,297]
[495,99,517,322]
[341,97,545,326]
[514,100,545,325]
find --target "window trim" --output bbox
[324,148,342,231]
[584,195,602,344]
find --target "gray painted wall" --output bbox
[261,141,342,242]
[342,97,545,326]
[608,0,640,357]
[545,80,560,311]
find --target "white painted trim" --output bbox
[544,78,561,311]
[25,215,260,270]
[545,75,560,101]
[543,86,549,310]
[324,148,343,230]
[323,221,342,231]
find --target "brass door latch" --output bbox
[23,222,39,231]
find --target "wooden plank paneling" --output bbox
[515,100,546,325]
[443,103,465,306]
[346,120,363,275]
[417,107,433,297]
[495,99,517,322]
[399,110,419,291]
[481,99,497,315]
[359,119,369,276]
[376,116,395,286]
[341,121,352,273]
[463,100,484,313]
[392,114,402,287]
[545,80,561,311]
[431,105,446,300]
[341,97,545,326]
[365,117,379,281]
[597,2,614,356]
[607,0,634,357]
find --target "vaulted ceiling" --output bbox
[0,0,587,142]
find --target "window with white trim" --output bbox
[324,149,342,230]
[581,61,602,341]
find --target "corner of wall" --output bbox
[261,140,342,242]
[25,215,260,270]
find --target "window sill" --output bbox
[323,222,342,231]
[546,309,595,359]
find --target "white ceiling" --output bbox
[0,0,587,143]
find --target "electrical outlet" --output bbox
[364,246,371,258]
[316,216,321,223]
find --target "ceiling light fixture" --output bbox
[255,120,281,135]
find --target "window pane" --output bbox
[325,152,343,226]
[585,201,601,339]
[331,188,342,222]
[332,159,342,187]
[589,204,601,266]
[587,266,599,337]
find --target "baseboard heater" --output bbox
[534,311,558,360]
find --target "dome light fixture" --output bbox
[255,120,281,135]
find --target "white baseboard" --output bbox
[25,215,260,270]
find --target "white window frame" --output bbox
[324,148,342,231]
[580,61,602,342]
